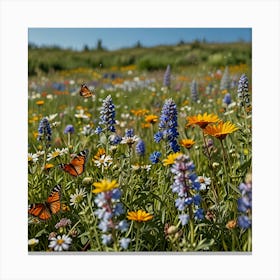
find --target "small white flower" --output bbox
[51,121,61,128]
[48,234,72,251]
[47,148,68,161]
[74,109,89,119]
[28,238,39,246]
[120,135,140,145]
[28,153,39,163]
[70,188,87,209]
[196,176,211,190]
[46,113,58,122]
[94,154,113,168]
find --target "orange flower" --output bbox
[144,114,158,124]
[226,220,237,229]
[127,210,153,222]
[186,113,220,129]
[180,139,195,149]
[203,121,238,140]
[36,100,44,106]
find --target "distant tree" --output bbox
[177,40,185,46]
[135,40,143,48]
[97,39,104,51]
[83,44,90,51]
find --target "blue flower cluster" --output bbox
[96,95,116,134]
[37,117,52,143]
[170,154,204,226]
[237,73,250,109]
[163,64,171,87]
[149,151,161,164]
[64,124,75,134]
[135,139,145,156]
[220,66,231,91]
[94,187,130,249]
[154,98,180,152]
[190,80,198,102]
[223,93,232,106]
[237,182,252,229]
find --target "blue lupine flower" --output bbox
[64,124,75,134]
[101,234,112,245]
[117,220,129,233]
[223,93,232,105]
[179,214,189,226]
[238,215,251,229]
[98,95,116,133]
[149,151,161,164]
[125,128,134,138]
[37,117,52,143]
[194,208,204,220]
[135,139,145,156]
[154,131,163,143]
[119,238,131,249]
[220,66,231,91]
[93,183,129,248]
[163,64,171,87]
[237,73,250,109]
[109,134,122,145]
[95,126,103,135]
[170,154,204,225]
[155,98,180,152]
[190,80,198,102]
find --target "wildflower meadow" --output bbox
[28,41,252,252]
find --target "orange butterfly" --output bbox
[28,185,61,221]
[80,83,94,98]
[59,149,88,176]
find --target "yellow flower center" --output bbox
[57,239,64,245]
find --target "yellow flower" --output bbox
[226,220,237,230]
[92,179,119,194]
[93,148,106,160]
[162,152,183,166]
[180,139,195,149]
[44,163,54,170]
[203,121,239,140]
[144,114,158,124]
[36,100,44,106]
[127,210,153,222]
[186,113,220,129]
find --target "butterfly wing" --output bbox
[28,203,52,221]
[28,185,62,221]
[60,149,88,176]
[80,84,93,98]
[46,185,61,214]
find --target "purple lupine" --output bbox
[163,65,171,87]
[237,181,252,229]
[97,95,116,133]
[237,74,250,109]
[220,66,231,91]
[37,117,52,144]
[190,80,198,102]
[170,154,204,226]
[154,98,180,152]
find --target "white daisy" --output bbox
[48,234,72,251]
[196,175,211,190]
[28,238,39,246]
[70,188,87,209]
[74,109,89,119]
[46,148,68,161]
[28,153,39,163]
[93,154,113,168]
[120,135,140,145]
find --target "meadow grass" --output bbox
[28,50,252,252]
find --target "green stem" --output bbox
[135,223,141,251]
[220,139,230,197]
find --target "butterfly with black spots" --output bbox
[28,185,61,221]
[59,149,89,177]
[80,84,94,98]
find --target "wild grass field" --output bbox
[28,42,252,252]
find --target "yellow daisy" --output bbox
[144,114,158,124]
[127,210,153,222]
[180,139,195,149]
[203,121,238,140]
[92,179,119,194]
[162,152,183,166]
[186,113,220,129]
[36,100,44,106]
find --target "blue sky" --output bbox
[28,28,251,51]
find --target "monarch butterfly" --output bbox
[80,83,94,98]
[28,185,61,221]
[59,149,89,177]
